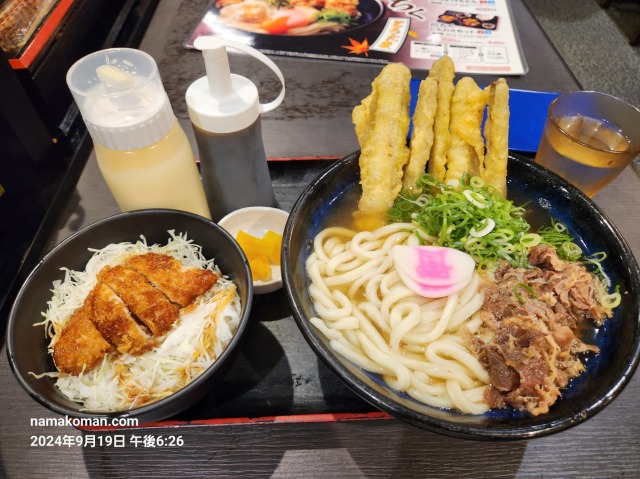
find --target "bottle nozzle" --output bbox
[95,64,139,108]
[186,36,285,133]
[194,36,234,99]
[96,65,135,91]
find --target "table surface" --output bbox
[2,1,640,477]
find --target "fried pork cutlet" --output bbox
[89,282,153,355]
[98,264,180,336]
[52,301,114,375]
[125,253,218,308]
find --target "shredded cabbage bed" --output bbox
[32,230,242,412]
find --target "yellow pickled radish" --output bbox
[236,229,283,282]
[236,230,264,257]
[248,255,272,281]
[262,230,283,265]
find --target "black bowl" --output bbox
[6,209,252,424]
[282,151,640,440]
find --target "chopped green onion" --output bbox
[520,233,541,248]
[501,243,516,254]
[583,252,611,287]
[463,190,489,209]
[493,228,515,242]
[601,291,621,309]
[514,282,535,303]
[415,196,429,207]
[388,173,530,270]
[560,241,583,261]
[415,173,440,190]
[469,176,485,189]
[537,219,582,261]
[554,221,567,233]
[414,228,436,244]
[470,218,496,237]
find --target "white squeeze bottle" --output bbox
[186,37,285,221]
[66,48,212,219]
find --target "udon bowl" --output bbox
[281,151,640,440]
[6,209,253,424]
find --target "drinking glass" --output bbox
[534,91,640,197]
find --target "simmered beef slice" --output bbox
[475,244,609,416]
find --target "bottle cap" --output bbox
[185,37,285,134]
[66,48,174,151]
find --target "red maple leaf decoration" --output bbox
[342,37,370,57]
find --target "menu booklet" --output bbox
[185,0,527,74]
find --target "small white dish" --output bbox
[218,206,289,294]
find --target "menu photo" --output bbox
[185,0,527,74]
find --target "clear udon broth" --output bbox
[535,115,633,197]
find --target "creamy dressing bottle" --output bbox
[185,37,285,221]
[66,49,211,219]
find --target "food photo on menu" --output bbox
[214,0,365,36]
[185,0,527,75]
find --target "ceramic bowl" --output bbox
[219,206,289,295]
[6,209,252,424]
[281,151,640,440]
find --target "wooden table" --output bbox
[1,1,639,477]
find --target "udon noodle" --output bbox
[307,222,490,414]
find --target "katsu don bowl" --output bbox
[7,209,252,424]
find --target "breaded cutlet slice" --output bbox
[52,301,114,375]
[125,253,218,308]
[89,282,153,355]
[98,264,180,336]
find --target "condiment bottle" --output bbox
[185,37,285,221]
[66,48,212,219]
